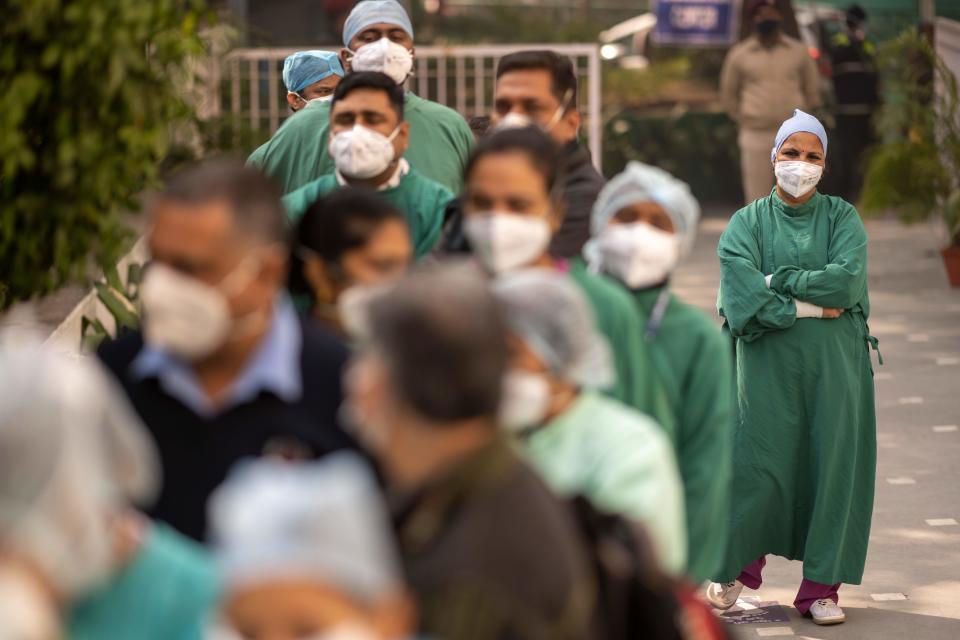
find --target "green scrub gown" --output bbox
[282,168,453,258]
[68,523,219,640]
[566,260,677,437]
[715,189,877,586]
[633,285,734,583]
[249,93,473,195]
[519,391,687,575]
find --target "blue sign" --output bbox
[652,0,742,47]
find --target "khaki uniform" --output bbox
[720,35,821,203]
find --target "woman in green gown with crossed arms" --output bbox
[706,110,878,626]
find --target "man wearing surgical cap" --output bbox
[283,50,345,112]
[586,161,733,584]
[494,268,687,576]
[249,0,474,196]
[0,343,218,640]
[208,455,413,640]
[708,110,875,626]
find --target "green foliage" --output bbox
[0,0,206,309]
[81,262,142,351]
[860,28,960,246]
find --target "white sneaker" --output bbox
[809,598,845,625]
[705,580,744,610]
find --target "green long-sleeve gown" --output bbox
[633,286,734,583]
[715,189,877,586]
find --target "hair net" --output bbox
[493,268,614,389]
[590,161,701,255]
[771,109,829,162]
[283,50,345,93]
[0,340,159,597]
[209,453,403,605]
[342,0,414,47]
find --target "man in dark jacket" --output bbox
[491,50,605,258]
[98,160,355,542]
[343,264,595,640]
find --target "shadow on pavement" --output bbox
[725,606,960,639]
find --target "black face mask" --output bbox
[755,19,781,36]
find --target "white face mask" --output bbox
[0,566,60,640]
[205,621,378,640]
[329,124,400,180]
[595,222,680,290]
[337,282,390,340]
[775,160,823,199]
[350,38,414,84]
[140,259,260,362]
[494,90,572,134]
[499,370,551,433]
[463,212,552,274]
[339,360,392,455]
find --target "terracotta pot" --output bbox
[942,245,960,288]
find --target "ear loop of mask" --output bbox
[544,88,575,132]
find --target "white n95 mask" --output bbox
[463,212,551,274]
[329,125,400,180]
[140,259,260,362]
[499,370,551,433]
[595,222,680,289]
[351,38,414,84]
[775,160,823,199]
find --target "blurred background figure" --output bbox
[0,341,218,640]
[283,50,345,112]
[492,50,605,258]
[282,72,452,259]
[207,455,413,640]
[827,4,880,203]
[344,263,595,640]
[721,0,821,204]
[98,160,354,542]
[289,188,412,340]
[493,268,687,576]
[586,161,734,584]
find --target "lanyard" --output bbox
[644,288,672,343]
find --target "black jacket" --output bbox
[97,317,356,541]
[438,141,605,260]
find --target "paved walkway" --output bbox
[673,214,960,639]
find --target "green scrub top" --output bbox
[715,189,876,586]
[632,285,734,583]
[282,167,453,259]
[68,522,219,640]
[519,391,687,575]
[249,93,473,195]
[566,259,677,437]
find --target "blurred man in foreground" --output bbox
[98,160,354,541]
[344,264,595,640]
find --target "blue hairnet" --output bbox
[343,0,414,47]
[590,161,701,255]
[282,50,344,93]
[771,109,828,162]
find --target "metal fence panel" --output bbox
[217,43,603,170]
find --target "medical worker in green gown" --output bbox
[461,125,676,442]
[283,72,453,259]
[249,0,474,195]
[706,110,877,626]
[585,162,734,584]
[493,269,687,575]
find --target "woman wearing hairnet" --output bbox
[586,162,734,585]
[0,343,218,640]
[705,110,877,625]
[493,269,686,575]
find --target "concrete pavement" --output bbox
[673,214,960,640]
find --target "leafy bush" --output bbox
[860,28,960,246]
[0,0,205,309]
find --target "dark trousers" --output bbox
[833,113,876,203]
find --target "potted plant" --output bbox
[859,27,960,286]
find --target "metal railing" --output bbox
[212,43,603,170]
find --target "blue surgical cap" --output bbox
[342,0,414,47]
[590,161,701,255]
[283,50,345,94]
[771,109,828,162]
